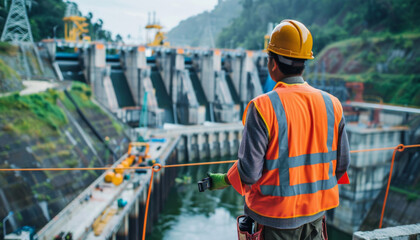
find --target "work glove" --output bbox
[208,173,230,190]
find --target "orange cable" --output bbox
[0,166,151,172]
[161,160,237,168]
[0,144,419,236]
[378,144,420,229]
[142,166,155,240]
[378,145,401,228]
[404,144,420,149]
[349,146,396,153]
[0,161,237,172]
[2,145,418,172]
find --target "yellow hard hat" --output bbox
[267,19,314,60]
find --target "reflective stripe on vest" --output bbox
[260,91,337,197]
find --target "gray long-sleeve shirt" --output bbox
[237,77,351,229]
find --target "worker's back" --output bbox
[208,19,350,239]
[242,81,343,218]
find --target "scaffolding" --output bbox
[63,3,89,42]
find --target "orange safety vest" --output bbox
[228,81,349,219]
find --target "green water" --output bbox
[328,225,352,240]
[149,160,352,240]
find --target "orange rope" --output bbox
[378,144,420,229]
[0,161,237,172]
[0,146,412,172]
[378,145,402,229]
[404,144,420,149]
[349,146,396,153]
[161,160,237,168]
[0,166,151,172]
[0,144,419,237]
[142,165,157,240]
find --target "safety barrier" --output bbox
[1,143,419,239]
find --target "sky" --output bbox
[71,0,219,43]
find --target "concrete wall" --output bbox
[147,123,243,163]
[353,223,420,240]
[331,125,408,233]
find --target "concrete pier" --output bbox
[196,50,239,122]
[330,124,410,233]
[121,46,147,106]
[82,43,120,111]
[154,48,204,125]
[146,122,243,162]
[120,46,164,128]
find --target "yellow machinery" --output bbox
[127,142,150,163]
[264,34,270,52]
[264,22,274,52]
[145,13,169,47]
[104,142,150,185]
[92,208,118,236]
[63,16,89,42]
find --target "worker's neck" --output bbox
[275,74,304,83]
[278,74,302,81]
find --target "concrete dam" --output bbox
[1,40,420,240]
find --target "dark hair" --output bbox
[268,51,306,75]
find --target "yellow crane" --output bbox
[264,22,274,52]
[145,12,169,47]
[63,3,90,42]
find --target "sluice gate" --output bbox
[107,54,135,108]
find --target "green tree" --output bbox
[217,0,420,51]
[0,0,115,42]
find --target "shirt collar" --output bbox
[273,76,306,89]
[282,76,305,84]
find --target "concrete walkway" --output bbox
[20,80,58,95]
[0,80,58,98]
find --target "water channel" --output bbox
[149,158,352,240]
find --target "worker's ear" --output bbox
[268,56,276,72]
[271,60,277,72]
[270,57,280,73]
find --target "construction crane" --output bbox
[63,3,89,42]
[145,12,169,47]
[263,22,274,51]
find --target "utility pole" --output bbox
[53,25,58,41]
[140,91,148,128]
[1,0,33,42]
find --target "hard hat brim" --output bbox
[267,44,314,60]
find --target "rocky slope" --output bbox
[313,33,420,107]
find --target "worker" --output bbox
[206,19,350,239]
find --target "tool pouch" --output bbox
[237,215,264,240]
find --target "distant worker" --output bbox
[205,20,350,239]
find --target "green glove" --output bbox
[208,173,230,190]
